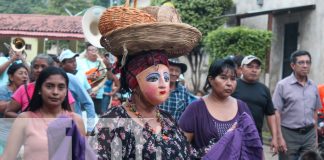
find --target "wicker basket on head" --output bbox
[141,5,181,23]
[98,0,156,35]
[99,0,202,58]
[140,6,160,20]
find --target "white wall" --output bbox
[235,0,315,13]
[235,0,323,92]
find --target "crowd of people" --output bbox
[0,2,324,160]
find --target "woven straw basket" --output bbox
[140,6,160,20]
[99,0,156,35]
[99,0,202,57]
[141,5,182,23]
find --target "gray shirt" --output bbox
[272,73,321,129]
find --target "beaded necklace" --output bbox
[124,101,170,141]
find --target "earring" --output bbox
[38,91,41,95]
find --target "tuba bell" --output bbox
[82,6,106,48]
[11,37,26,52]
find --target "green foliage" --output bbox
[172,0,233,37]
[92,0,111,7]
[0,0,39,14]
[0,0,91,15]
[205,26,272,64]
[92,0,126,7]
[150,0,166,5]
[35,0,91,15]
[166,0,233,92]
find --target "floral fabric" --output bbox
[89,106,193,160]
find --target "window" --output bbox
[25,44,32,50]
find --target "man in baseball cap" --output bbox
[240,55,261,67]
[58,49,96,135]
[232,55,278,154]
[59,49,79,73]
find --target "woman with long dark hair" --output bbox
[2,67,85,160]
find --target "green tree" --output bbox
[172,0,233,92]
[0,0,91,53]
[0,0,39,14]
[150,0,165,5]
[205,26,272,66]
[34,0,90,15]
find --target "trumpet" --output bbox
[11,37,26,52]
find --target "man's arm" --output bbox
[109,72,120,96]
[272,83,287,153]
[0,52,23,74]
[275,111,287,153]
[68,73,96,133]
[266,114,278,155]
[0,58,14,75]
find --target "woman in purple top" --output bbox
[179,58,254,158]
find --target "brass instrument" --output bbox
[11,37,26,52]
[82,6,105,48]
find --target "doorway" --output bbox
[282,22,298,78]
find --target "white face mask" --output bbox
[136,64,170,106]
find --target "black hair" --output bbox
[85,42,94,49]
[25,66,71,112]
[203,58,236,93]
[290,50,312,64]
[233,55,244,67]
[118,50,168,93]
[48,54,60,64]
[226,54,244,68]
[7,63,28,85]
[299,150,323,160]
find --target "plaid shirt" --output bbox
[159,83,196,121]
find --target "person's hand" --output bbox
[87,72,98,80]
[9,51,21,62]
[102,55,110,67]
[318,127,324,136]
[270,136,279,156]
[90,92,97,98]
[277,136,287,153]
[19,52,27,62]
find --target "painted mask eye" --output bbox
[146,73,160,82]
[163,72,170,82]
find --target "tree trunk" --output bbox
[187,46,204,93]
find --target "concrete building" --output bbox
[232,0,322,92]
[0,14,84,62]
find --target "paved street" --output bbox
[264,145,278,160]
